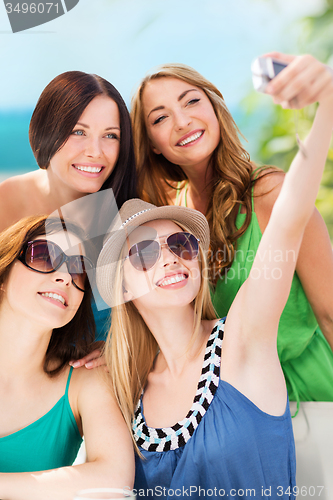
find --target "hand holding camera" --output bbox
[252,52,333,109]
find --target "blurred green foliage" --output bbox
[241,0,333,239]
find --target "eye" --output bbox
[187,98,200,106]
[72,129,84,136]
[105,132,119,140]
[153,115,167,125]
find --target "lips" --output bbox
[177,130,204,147]
[72,164,104,174]
[156,272,188,287]
[38,291,68,307]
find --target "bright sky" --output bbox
[0,0,325,110]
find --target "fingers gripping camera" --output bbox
[251,57,288,93]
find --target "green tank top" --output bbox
[175,181,333,405]
[0,366,82,472]
[211,197,333,405]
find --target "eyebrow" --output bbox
[147,89,199,119]
[75,122,120,131]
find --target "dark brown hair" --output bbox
[0,215,95,377]
[29,71,137,207]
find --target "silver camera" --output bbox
[251,57,288,92]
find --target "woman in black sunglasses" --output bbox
[96,87,333,498]
[0,216,134,498]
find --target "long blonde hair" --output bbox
[131,64,272,283]
[104,221,216,452]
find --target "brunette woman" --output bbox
[0,71,137,339]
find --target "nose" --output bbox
[51,263,72,287]
[84,136,102,158]
[161,245,178,267]
[173,109,192,131]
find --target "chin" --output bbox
[76,183,104,194]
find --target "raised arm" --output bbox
[254,172,333,351]
[221,61,333,414]
[0,368,135,500]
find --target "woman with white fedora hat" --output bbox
[96,90,333,498]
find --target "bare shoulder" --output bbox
[0,171,44,230]
[69,367,115,426]
[70,365,110,397]
[253,168,285,201]
[0,170,39,192]
[0,171,40,207]
[203,318,220,334]
[253,168,285,231]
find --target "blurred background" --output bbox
[1,0,332,235]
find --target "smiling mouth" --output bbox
[39,292,67,307]
[177,131,204,147]
[73,164,103,173]
[157,273,188,287]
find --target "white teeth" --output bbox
[40,292,66,305]
[158,274,187,287]
[178,131,203,146]
[74,165,102,173]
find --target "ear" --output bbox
[151,145,162,155]
[123,286,134,302]
[148,138,161,155]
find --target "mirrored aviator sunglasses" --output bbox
[18,239,94,292]
[126,232,199,272]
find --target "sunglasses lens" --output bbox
[129,240,160,271]
[68,256,92,291]
[25,241,92,291]
[25,241,62,272]
[167,232,199,260]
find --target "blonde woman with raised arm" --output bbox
[96,86,333,498]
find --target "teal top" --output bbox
[92,288,112,342]
[0,367,82,472]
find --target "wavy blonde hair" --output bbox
[131,64,273,283]
[104,221,216,452]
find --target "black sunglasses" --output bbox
[18,239,93,292]
[125,232,199,272]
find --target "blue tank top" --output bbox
[133,319,296,499]
[0,366,82,472]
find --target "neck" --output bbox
[0,305,52,380]
[135,303,205,374]
[180,161,215,214]
[38,169,87,213]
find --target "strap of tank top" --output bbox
[175,181,189,207]
[65,366,74,396]
[184,181,188,208]
[175,181,182,205]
